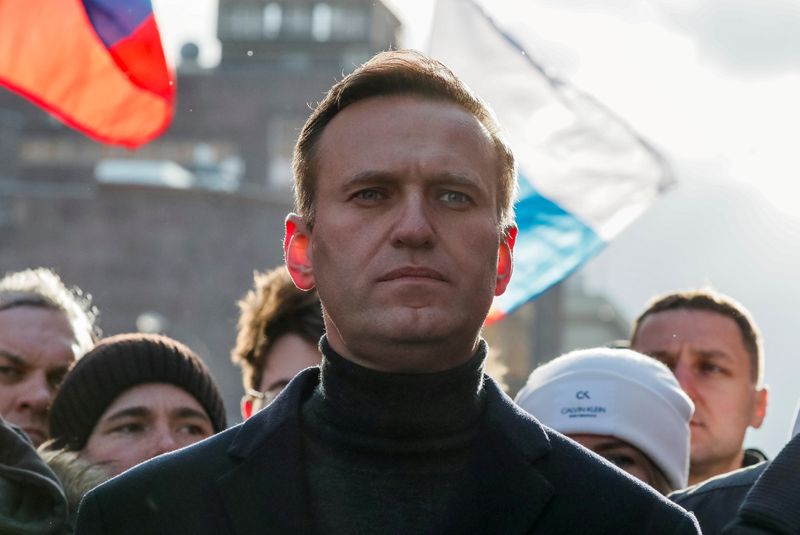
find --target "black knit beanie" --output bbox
[49,333,227,450]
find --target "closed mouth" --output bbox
[379,266,447,282]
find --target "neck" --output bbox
[324,329,481,373]
[689,450,744,486]
[304,336,488,438]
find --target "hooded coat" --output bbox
[0,417,67,535]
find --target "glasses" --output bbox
[244,387,281,414]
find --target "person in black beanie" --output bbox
[46,333,226,478]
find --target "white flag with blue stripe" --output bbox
[427,0,672,322]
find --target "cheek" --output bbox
[624,464,653,484]
[177,433,208,448]
[84,435,135,462]
[0,389,18,411]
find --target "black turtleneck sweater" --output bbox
[301,337,488,534]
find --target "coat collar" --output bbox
[216,368,555,534]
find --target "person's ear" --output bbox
[494,225,517,296]
[240,395,253,420]
[750,386,768,429]
[284,214,315,291]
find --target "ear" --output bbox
[494,225,517,296]
[750,386,768,429]
[240,395,253,420]
[284,213,315,291]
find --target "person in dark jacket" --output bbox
[670,405,800,534]
[0,417,67,535]
[722,431,800,534]
[631,288,769,485]
[231,266,324,419]
[74,50,699,534]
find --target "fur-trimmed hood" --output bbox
[37,448,109,532]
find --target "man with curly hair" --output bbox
[231,266,324,419]
[0,267,99,446]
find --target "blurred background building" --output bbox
[0,0,626,422]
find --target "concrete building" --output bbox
[0,1,625,419]
[0,0,400,424]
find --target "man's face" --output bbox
[631,309,767,480]
[286,95,514,372]
[82,382,214,477]
[241,333,321,418]
[0,306,77,446]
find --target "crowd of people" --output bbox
[2,50,797,534]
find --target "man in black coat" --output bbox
[75,50,699,535]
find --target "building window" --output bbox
[283,4,312,40]
[312,4,332,42]
[267,116,304,189]
[331,5,369,41]
[263,3,282,39]
[221,4,263,40]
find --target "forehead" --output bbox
[315,95,498,187]
[101,383,206,418]
[0,305,77,365]
[635,308,747,353]
[258,333,321,391]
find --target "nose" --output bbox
[390,194,435,249]
[673,360,698,400]
[149,427,179,457]
[17,374,52,414]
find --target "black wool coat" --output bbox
[74,369,699,535]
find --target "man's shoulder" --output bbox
[75,371,318,534]
[483,379,699,534]
[91,423,242,498]
[668,461,768,535]
[672,461,767,502]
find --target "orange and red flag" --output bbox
[0,0,175,147]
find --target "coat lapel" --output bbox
[213,371,556,535]
[452,377,556,534]
[215,369,319,535]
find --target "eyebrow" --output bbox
[263,379,291,393]
[170,407,211,421]
[589,439,630,453]
[102,406,211,423]
[695,350,735,362]
[343,170,483,190]
[0,349,25,364]
[0,351,24,365]
[103,406,152,423]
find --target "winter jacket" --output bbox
[75,367,700,534]
[38,448,109,532]
[0,417,67,534]
[671,462,767,535]
[723,433,800,534]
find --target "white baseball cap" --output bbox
[515,347,694,490]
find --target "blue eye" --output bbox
[440,191,470,204]
[354,189,384,201]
